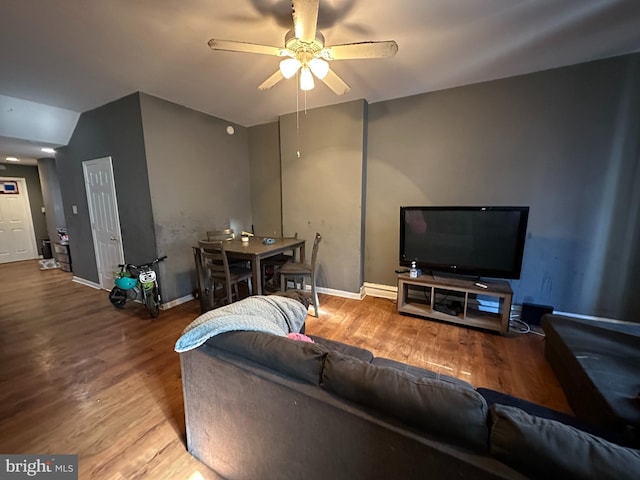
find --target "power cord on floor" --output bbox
[509,318,530,334]
[509,313,545,336]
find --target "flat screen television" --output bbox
[399,206,529,280]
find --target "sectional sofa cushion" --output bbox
[321,351,489,452]
[373,357,474,389]
[489,404,640,480]
[206,331,328,384]
[309,335,374,363]
[478,387,626,444]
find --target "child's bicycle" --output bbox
[108,256,167,318]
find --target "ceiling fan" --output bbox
[208,0,398,95]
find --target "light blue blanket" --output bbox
[174,295,308,353]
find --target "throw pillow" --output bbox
[489,404,640,479]
[287,332,314,342]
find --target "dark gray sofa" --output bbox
[180,330,640,479]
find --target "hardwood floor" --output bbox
[0,260,570,479]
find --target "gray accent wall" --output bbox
[56,91,251,302]
[366,53,640,321]
[248,122,282,237]
[279,100,367,294]
[139,93,252,302]
[56,93,155,283]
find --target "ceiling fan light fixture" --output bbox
[308,57,329,79]
[300,66,314,90]
[207,0,397,96]
[279,58,301,79]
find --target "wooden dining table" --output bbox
[193,236,306,312]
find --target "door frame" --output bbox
[0,176,39,263]
[82,156,125,288]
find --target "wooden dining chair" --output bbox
[198,239,252,309]
[261,232,298,291]
[280,232,322,317]
[206,229,235,241]
[206,228,249,268]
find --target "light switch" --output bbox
[72,205,78,214]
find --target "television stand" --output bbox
[431,271,478,282]
[396,273,513,334]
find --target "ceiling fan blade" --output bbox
[258,70,284,91]
[321,40,398,60]
[320,67,351,95]
[292,0,319,43]
[208,38,286,57]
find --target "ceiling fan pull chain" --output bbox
[296,71,301,158]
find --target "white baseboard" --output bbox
[71,276,193,311]
[316,285,365,300]
[155,285,364,311]
[72,276,102,289]
[71,272,630,325]
[161,293,195,310]
[363,282,397,300]
[283,281,365,300]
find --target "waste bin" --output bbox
[41,238,52,259]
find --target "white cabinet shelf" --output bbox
[396,273,513,334]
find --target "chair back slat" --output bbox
[198,239,252,310]
[279,232,322,317]
[198,239,231,289]
[199,239,229,263]
[206,229,235,241]
[310,232,322,270]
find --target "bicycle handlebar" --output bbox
[118,256,167,270]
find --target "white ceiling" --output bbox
[1,0,639,166]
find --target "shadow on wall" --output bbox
[587,60,640,322]
[514,234,589,316]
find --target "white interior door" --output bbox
[83,157,124,288]
[0,177,38,264]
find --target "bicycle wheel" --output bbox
[109,287,127,308]
[145,286,160,318]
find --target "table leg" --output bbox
[252,258,262,296]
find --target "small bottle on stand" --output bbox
[410,261,418,278]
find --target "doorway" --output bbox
[83,157,125,288]
[0,177,38,264]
